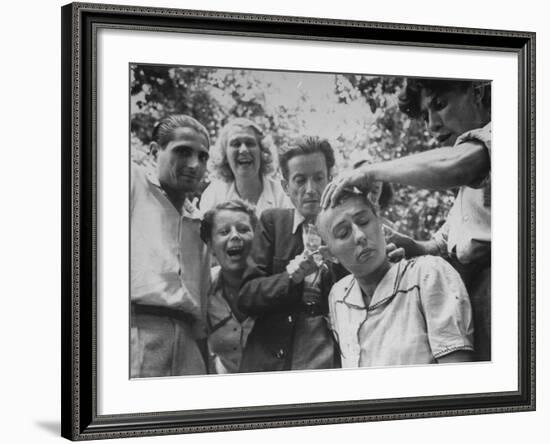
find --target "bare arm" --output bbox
[322,141,490,208]
[386,227,441,258]
[367,142,489,189]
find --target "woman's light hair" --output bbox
[208,118,275,182]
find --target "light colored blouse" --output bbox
[207,267,255,374]
[200,175,292,217]
[328,256,474,368]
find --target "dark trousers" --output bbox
[447,256,491,362]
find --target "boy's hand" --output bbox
[286,251,318,284]
[183,196,202,219]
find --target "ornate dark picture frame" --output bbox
[61,2,535,440]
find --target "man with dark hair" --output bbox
[398,78,491,124]
[238,136,343,372]
[322,78,491,361]
[131,114,211,377]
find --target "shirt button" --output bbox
[463,215,470,222]
[287,315,293,323]
[276,349,285,359]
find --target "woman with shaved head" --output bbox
[317,189,475,368]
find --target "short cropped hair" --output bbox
[200,199,258,244]
[152,114,210,149]
[398,78,491,119]
[316,189,378,239]
[208,118,275,182]
[279,136,335,180]
[335,188,378,215]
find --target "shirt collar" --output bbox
[339,278,365,310]
[210,266,223,294]
[228,176,276,207]
[259,176,276,207]
[144,164,202,220]
[144,164,162,188]
[226,180,238,197]
[292,210,306,234]
[340,261,401,310]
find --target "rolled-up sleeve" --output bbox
[456,123,491,189]
[418,256,474,359]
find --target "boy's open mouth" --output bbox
[226,245,244,257]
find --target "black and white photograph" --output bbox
[129,64,492,378]
[56,2,536,440]
[2,0,546,441]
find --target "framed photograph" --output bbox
[61,2,535,440]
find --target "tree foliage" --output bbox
[130,64,455,240]
[336,74,455,239]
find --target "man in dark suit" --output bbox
[238,137,345,372]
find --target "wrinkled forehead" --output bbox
[287,152,328,177]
